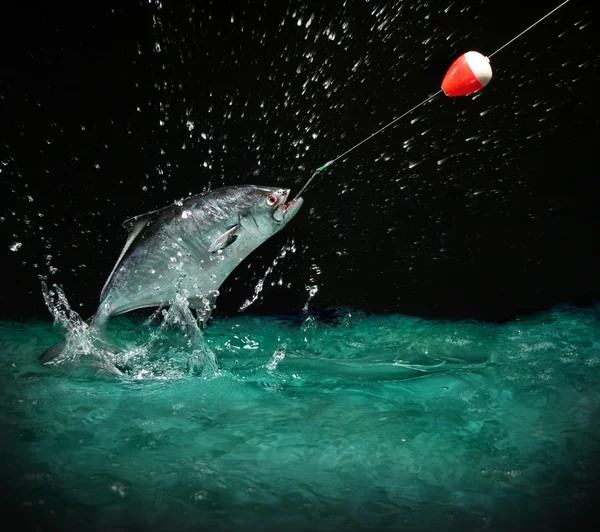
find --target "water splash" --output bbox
[116,293,219,380]
[41,282,218,379]
[239,239,296,311]
[300,315,318,343]
[302,262,322,312]
[302,284,319,311]
[41,282,119,373]
[266,344,286,372]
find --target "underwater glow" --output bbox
[1,294,599,530]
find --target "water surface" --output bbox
[1,301,600,530]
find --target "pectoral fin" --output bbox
[208,225,239,253]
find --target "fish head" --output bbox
[241,187,304,238]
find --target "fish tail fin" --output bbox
[38,309,109,364]
[38,341,68,363]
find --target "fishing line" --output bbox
[292,0,572,200]
[488,0,571,58]
[293,90,442,199]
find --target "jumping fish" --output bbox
[39,185,303,362]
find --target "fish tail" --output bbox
[38,306,110,364]
[38,341,68,362]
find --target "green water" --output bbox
[1,300,600,531]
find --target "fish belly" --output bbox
[100,235,256,318]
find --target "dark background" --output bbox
[1,0,597,323]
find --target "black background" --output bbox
[1,0,598,323]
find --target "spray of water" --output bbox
[266,344,286,372]
[120,293,219,380]
[239,239,297,311]
[41,282,218,379]
[41,282,122,373]
[302,264,321,312]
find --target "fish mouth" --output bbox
[274,190,303,222]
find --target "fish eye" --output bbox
[266,195,278,206]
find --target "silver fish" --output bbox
[39,185,303,361]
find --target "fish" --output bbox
[39,185,303,362]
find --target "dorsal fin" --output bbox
[100,210,159,302]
